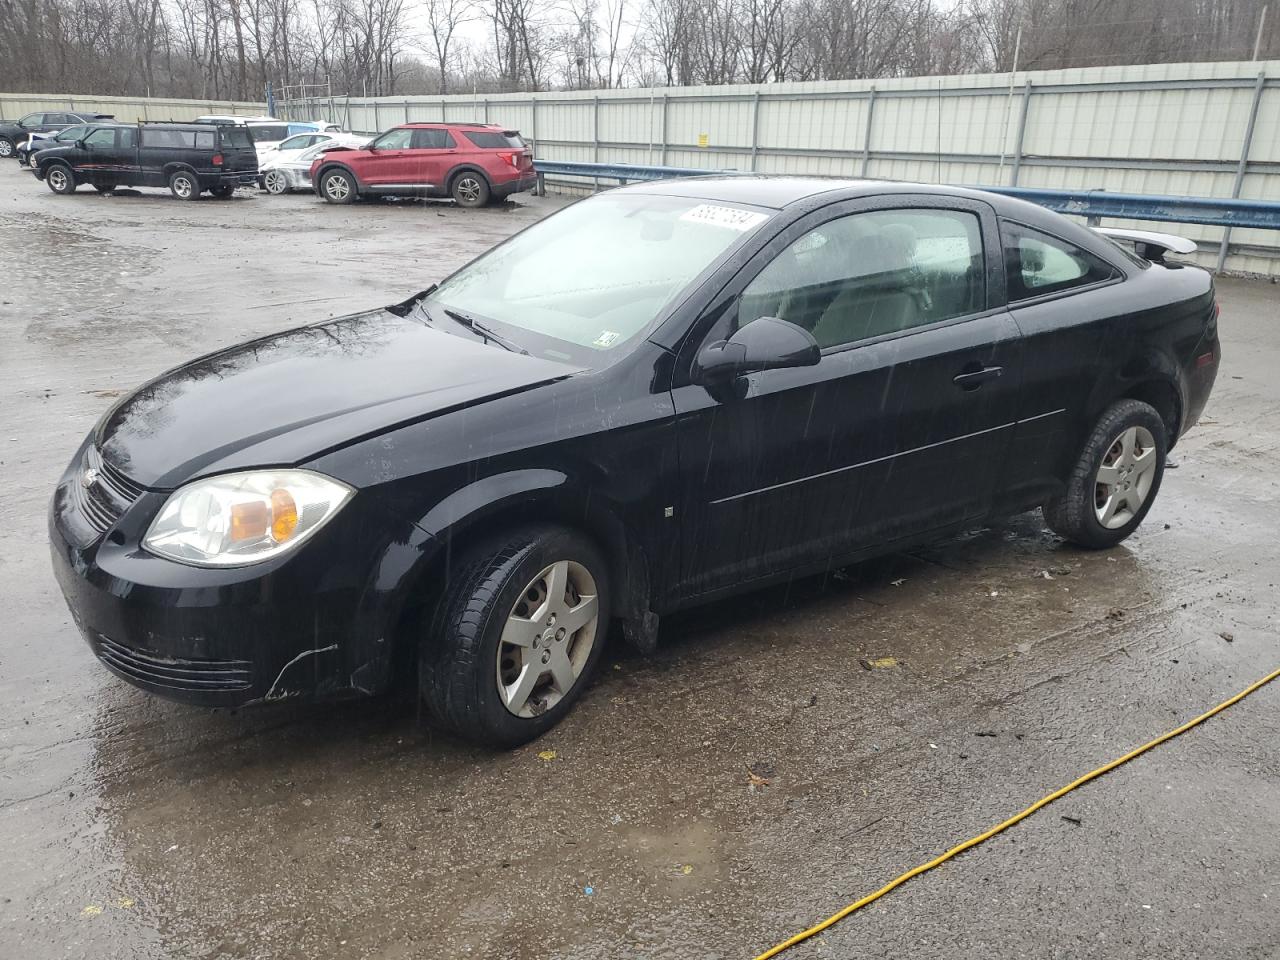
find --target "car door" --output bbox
[359,128,415,186]
[670,196,1020,600]
[77,126,121,183]
[408,128,457,191]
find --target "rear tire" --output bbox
[168,169,199,200]
[210,184,235,199]
[45,163,76,195]
[1043,399,1167,549]
[419,524,610,747]
[450,171,490,208]
[319,168,356,204]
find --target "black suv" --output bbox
[30,122,259,199]
[0,110,113,159]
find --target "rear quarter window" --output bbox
[221,127,254,149]
[248,125,289,142]
[462,130,525,149]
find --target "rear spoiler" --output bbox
[1093,227,1196,263]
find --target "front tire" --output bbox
[450,171,490,208]
[168,169,199,200]
[320,168,356,203]
[0,137,13,159]
[263,170,289,195]
[1043,399,1167,549]
[420,524,610,747]
[45,163,76,195]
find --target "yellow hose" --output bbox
[752,663,1280,960]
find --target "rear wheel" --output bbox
[1043,399,1167,549]
[45,163,76,195]
[450,171,490,208]
[263,170,289,195]
[0,137,13,159]
[168,169,199,200]
[320,168,356,203]
[419,524,610,747]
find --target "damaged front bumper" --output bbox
[47,444,389,708]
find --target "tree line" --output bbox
[0,0,1275,102]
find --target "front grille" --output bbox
[96,634,253,692]
[71,447,144,537]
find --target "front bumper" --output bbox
[48,442,390,707]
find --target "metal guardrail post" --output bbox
[1218,70,1267,273]
[441,100,447,122]
[484,99,489,123]
[404,99,410,123]
[374,100,380,131]
[861,87,876,177]
[1011,81,1033,186]
[750,92,761,171]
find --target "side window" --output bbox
[119,127,137,148]
[1003,221,1118,301]
[372,128,414,149]
[411,128,453,148]
[84,128,116,148]
[738,208,985,349]
[20,113,45,127]
[195,130,215,149]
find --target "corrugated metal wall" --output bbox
[287,60,1280,274]
[0,93,268,122]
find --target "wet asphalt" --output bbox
[1,163,1279,959]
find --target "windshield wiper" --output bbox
[440,307,529,355]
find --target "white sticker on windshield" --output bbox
[592,331,621,347]
[679,204,768,231]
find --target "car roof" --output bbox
[622,175,1023,209]
[398,122,506,130]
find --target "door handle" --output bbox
[953,364,1003,390]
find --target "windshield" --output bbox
[55,125,88,141]
[428,193,771,362]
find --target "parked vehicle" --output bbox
[259,138,367,194]
[311,122,536,207]
[17,122,123,166]
[0,110,114,159]
[30,122,259,199]
[49,178,1219,746]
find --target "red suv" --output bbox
[311,122,535,207]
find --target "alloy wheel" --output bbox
[265,170,288,194]
[48,167,69,192]
[0,139,12,158]
[496,560,600,718]
[173,176,193,199]
[324,174,350,201]
[456,177,482,203]
[1094,425,1157,529]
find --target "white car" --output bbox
[259,139,365,195]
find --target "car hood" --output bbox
[97,308,581,489]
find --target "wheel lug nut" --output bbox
[556,628,566,641]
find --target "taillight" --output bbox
[497,151,519,170]
[211,153,224,166]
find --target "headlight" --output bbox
[143,469,354,567]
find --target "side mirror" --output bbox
[77,139,88,149]
[694,316,820,384]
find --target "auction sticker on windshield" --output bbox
[679,204,770,231]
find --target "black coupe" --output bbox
[49,177,1220,746]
